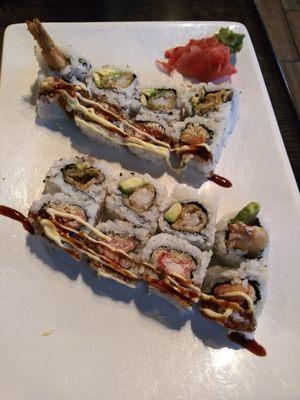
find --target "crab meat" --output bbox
[107,235,138,253]
[151,248,196,279]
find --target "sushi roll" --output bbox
[105,172,167,232]
[214,202,269,267]
[86,66,138,112]
[141,233,212,308]
[28,192,100,238]
[200,260,268,335]
[158,185,218,250]
[44,155,111,204]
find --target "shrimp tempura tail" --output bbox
[26,18,70,71]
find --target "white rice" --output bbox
[85,65,138,112]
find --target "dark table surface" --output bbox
[0,0,299,187]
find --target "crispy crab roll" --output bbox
[105,172,167,232]
[141,233,212,307]
[214,202,269,267]
[200,260,268,335]
[158,186,218,250]
[44,156,111,204]
[86,66,138,111]
[94,220,150,256]
[29,192,100,237]
[88,220,148,288]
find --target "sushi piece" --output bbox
[105,172,167,232]
[171,116,230,174]
[88,220,150,287]
[214,202,269,266]
[44,155,111,204]
[28,192,100,239]
[86,66,138,111]
[141,233,212,308]
[182,83,236,119]
[200,260,268,336]
[158,185,218,250]
[134,87,181,125]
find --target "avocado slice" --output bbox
[164,202,183,223]
[231,202,260,224]
[119,177,145,195]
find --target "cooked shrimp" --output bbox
[226,221,269,257]
[26,19,70,71]
[123,184,156,213]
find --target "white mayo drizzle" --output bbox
[218,291,254,312]
[76,93,171,149]
[74,116,175,170]
[39,208,254,320]
[51,87,212,172]
[201,307,233,320]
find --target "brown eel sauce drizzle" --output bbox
[0,205,34,234]
[209,173,232,188]
[0,203,268,357]
[228,332,267,357]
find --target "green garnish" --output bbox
[230,202,260,224]
[142,89,158,98]
[78,58,88,67]
[216,27,245,54]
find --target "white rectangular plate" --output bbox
[0,22,299,400]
